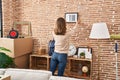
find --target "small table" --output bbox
[0,75,11,80]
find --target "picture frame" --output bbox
[77,47,92,59]
[65,12,78,23]
[13,21,32,38]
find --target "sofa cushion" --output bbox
[49,76,85,80]
[0,69,6,75]
[4,68,52,80]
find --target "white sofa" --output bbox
[49,76,85,80]
[0,68,52,80]
[0,68,85,80]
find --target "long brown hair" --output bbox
[54,17,67,35]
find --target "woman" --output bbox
[50,17,79,76]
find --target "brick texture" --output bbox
[2,0,120,80]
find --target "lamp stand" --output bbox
[116,52,118,80]
[97,39,100,80]
[115,40,118,80]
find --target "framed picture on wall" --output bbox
[65,12,78,23]
[77,47,92,59]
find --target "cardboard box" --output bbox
[0,75,10,80]
[0,38,33,58]
[0,38,33,68]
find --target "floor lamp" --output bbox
[89,22,110,80]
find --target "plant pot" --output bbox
[80,56,85,59]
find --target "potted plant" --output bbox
[0,47,15,68]
[80,52,85,59]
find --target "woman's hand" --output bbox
[73,19,80,29]
[76,19,87,27]
[77,19,81,24]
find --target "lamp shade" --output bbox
[89,22,110,39]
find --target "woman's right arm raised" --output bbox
[69,19,80,34]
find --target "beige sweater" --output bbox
[53,26,77,54]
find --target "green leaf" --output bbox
[0,47,11,52]
[0,52,14,68]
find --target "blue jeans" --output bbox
[50,52,67,76]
